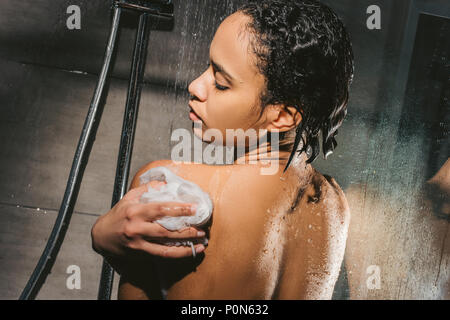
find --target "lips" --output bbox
[189,104,203,122]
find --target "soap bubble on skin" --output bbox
[139,166,213,233]
[304,196,350,299]
[257,201,288,299]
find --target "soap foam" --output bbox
[139,166,214,298]
[139,166,213,231]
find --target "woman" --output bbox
[92,0,354,299]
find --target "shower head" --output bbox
[116,0,174,22]
[143,0,172,3]
[126,0,173,6]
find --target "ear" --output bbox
[264,104,303,132]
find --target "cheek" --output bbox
[208,92,258,130]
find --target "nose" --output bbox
[188,71,208,103]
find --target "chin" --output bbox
[192,125,228,146]
[192,125,207,141]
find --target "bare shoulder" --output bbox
[291,169,350,240]
[135,159,175,176]
[130,159,221,191]
[314,169,350,225]
[129,159,175,189]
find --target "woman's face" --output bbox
[188,12,269,144]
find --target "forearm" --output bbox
[117,257,163,300]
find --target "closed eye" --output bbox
[207,62,230,91]
[214,82,229,91]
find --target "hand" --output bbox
[91,180,206,261]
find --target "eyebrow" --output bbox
[210,58,235,83]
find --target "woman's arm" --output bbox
[112,160,207,300]
[117,254,163,300]
[91,160,207,273]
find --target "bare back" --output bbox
[118,157,350,299]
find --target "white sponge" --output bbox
[139,166,213,232]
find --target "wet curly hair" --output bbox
[238,0,354,172]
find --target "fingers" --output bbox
[135,202,196,221]
[136,223,206,239]
[137,240,205,258]
[153,202,196,219]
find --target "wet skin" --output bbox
[117,11,350,299]
[118,157,350,299]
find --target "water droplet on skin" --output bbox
[308,224,312,229]
[263,249,268,254]
[307,238,312,243]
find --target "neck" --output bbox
[232,138,306,171]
